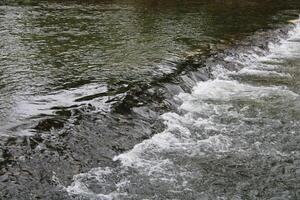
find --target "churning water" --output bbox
[1,1,300,199]
[65,18,300,200]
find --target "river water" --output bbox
[0,0,299,135]
[1,0,300,199]
[66,19,300,199]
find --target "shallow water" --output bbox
[0,0,299,135]
[1,0,300,199]
[65,20,300,199]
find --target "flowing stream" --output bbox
[65,19,300,200]
[0,0,300,199]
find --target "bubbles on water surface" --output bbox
[66,19,300,200]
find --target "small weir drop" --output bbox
[1,1,300,199]
[66,18,300,200]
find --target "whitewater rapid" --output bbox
[65,19,300,200]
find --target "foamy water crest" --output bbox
[66,18,300,199]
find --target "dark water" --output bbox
[0,0,298,134]
[1,0,300,199]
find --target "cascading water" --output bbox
[65,19,300,200]
[2,1,300,199]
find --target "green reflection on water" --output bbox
[0,0,299,131]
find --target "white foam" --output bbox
[267,21,300,59]
[179,80,297,105]
[236,68,291,78]
[66,17,300,199]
